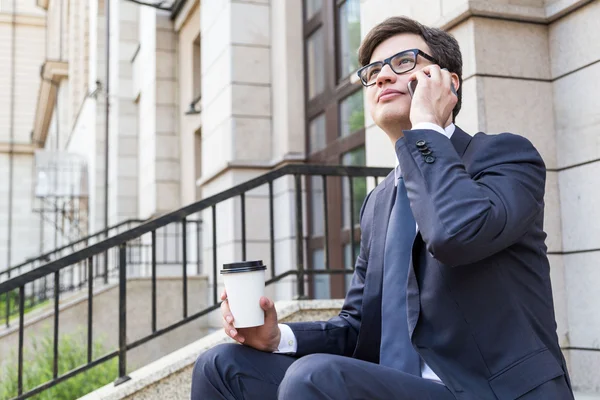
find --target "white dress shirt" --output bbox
[276,122,455,385]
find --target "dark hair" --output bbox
[358,16,463,120]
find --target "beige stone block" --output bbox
[139,182,157,218]
[156,29,177,52]
[157,181,181,211]
[119,156,138,178]
[544,171,562,253]
[480,77,557,169]
[231,2,270,46]
[473,17,550,80]
[409,0,443,26]
[118,177,138,198]
[200,0,229,35]
[564,251,600,347]
[566,349,600,393]
[441,0,468,15]
[120,0,139,23]
[202,119,233,178]
[156,12,174,30]
[119,41,140,62]
[549,0,600,79]
[156,134,180,160]
[365,124,396,169]
[119,99,138,116]
[201,4,231,72]
[156,50,177,79]
[448,18,475,80]
[155,105,177,134]
[232,45,271,85]
[231,84,271,117]
[232,116,272,161]
[156,80,178,105]
[454,76,483,134]
[119,114,138,136]
[202,87,233,135]
[119,22,139,42]
[547,255,568,346]
[558,162,600,251]
[360,0,413,34]
[156,160,181,181]
[553,62,600,169]
[202,47,232,107]
[235,195,271,242]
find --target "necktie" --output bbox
[379,177,421,375]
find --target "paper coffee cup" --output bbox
[220,260,267,328]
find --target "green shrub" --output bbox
[0,331,118,400]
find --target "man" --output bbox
[191,16,573,400]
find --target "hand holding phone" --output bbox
[408,70,457,98]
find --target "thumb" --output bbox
[260,297,277,322]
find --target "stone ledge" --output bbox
[78,299,344,400]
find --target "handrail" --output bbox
[0,164,391,294]
[0,219,147,278]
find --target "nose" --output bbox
[376,63,397,87]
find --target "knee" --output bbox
[279,354,339,397]
[192,343,239,385]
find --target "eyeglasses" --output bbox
[356,49,439,87]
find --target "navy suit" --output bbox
[191,127,573,400]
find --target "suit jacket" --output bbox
[287,126,573,400]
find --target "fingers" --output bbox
[220,292,244,342]
[261,296,278,324]
[221,316,245,343]
[221,300,246,343]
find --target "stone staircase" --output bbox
[78,299,600,400]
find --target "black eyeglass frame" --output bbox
[356,48,439,87]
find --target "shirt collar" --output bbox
[394,123,456,184]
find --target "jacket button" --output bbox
[425,156,435,164]
[420,149,432,156]
[416,140,426,148]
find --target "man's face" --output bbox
[365,34,435,129]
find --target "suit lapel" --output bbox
[354,172,395,363]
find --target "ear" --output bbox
[451,72,460,92]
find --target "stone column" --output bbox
[549,1,600,392]
[200,0,286,322]
[137,7,180,219]
[106,0,140,225]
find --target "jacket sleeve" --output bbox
[396,129,546,266]
[286,189,373,357]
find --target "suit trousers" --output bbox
[191,343,456,400]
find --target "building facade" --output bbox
[0,0,598,393]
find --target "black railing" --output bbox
[0,218,203,329]
[0,164,390,399]
[0,219,145,326]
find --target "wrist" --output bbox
[270,326,282,352]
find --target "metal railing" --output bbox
[0,219,146,326]
[0,164,390,399]
[0,219,160,326]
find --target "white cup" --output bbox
[221,260,267,328]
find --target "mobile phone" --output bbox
[408,79,457,98]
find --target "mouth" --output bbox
[378,89,405,102]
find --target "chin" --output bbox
[374,107,409,129]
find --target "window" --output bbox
[337,0,361,80]
[306,29,326,100]
[304,0,365,299]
